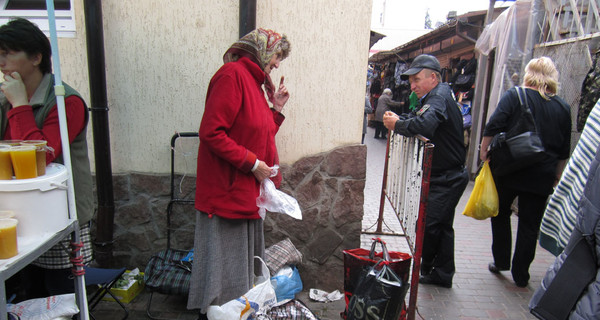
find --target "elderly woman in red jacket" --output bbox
[187,28,291,317]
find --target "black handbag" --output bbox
[346,260,409,320]
[488,87,547,176]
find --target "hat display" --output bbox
[400,54,441,80]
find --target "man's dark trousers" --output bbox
[420,167,469,284]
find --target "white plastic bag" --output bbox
[207,257,277,320]
[7,294,79,320]
[256,165,302,220]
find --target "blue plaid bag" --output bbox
[144,248,191,295]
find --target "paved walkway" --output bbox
[93,126,556,319]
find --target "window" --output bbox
[0,0,75,37]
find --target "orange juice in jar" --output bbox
[9,146,37,179]
[0,218,18,259]
[0,145,12,180]
[21,140,47,176]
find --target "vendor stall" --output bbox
[0,1,89,319]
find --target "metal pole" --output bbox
[467,0,496,175]
[376,135,392,233]
[45,1,89,318]
[407,142,433,320]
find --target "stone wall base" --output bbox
[93,144,366,292]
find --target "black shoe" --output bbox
[514,280,528,288]
[197,313,208,320]
[419,274,452,288]
[488,262,508,274]
[512,272,530,288]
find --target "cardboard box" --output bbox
[101,271,145,303]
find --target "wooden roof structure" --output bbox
[370,30,386,48]
[368,7,507,66]
[541,0,600,42]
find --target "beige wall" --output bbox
[58,0,371,173]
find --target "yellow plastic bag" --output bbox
[462,161,499,220]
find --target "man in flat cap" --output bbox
[383,54,468,288]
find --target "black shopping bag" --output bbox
[346,260,410,320]
[342,238,411,319]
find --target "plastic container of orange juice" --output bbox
[21,140,48,177]
[0,145,12,180]
[0,211,15,219]
[0,163,68,238]
[9,146,37,179]
[0,218,18,259]
[0,140,22,146]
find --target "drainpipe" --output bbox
[83,0,115,267]
[239,0,256,38]
[467,0,496,176]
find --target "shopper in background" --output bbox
[383,54,468,288]
[363,95,373,144]
[479,57,571,287]
[0,18,94,299]
[187,28,291,319]
[374,88,403,139]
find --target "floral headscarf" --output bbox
[223,28,290,101]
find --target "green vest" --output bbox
[0,74,94,225]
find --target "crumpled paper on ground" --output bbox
[308,288,344,302]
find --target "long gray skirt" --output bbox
[187,211,265,313]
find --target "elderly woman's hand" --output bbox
[1,72,29,108]
[272,76,289,112]
[253,160,273,182]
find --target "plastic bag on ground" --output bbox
[462,161,499,220]
[207,257,277,320]
[255,299,320,320]
[7,294,79,320]
[347,261,409,320]
[309,288,344,302]
[270,266,303,302]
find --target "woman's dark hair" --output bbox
[0,18,51,74]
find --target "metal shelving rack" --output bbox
[0,219,89,319]
[0,1,91,318]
